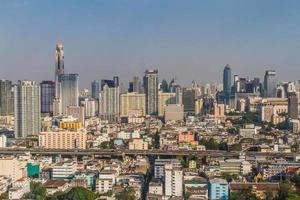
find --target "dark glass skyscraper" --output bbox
[91,80,100,100]
[144,69,158,115]
[223,64,232,104]
[0,80,14,116]
[264,70,277,97]
[40,81,55,114]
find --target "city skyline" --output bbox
[1,0,300,87]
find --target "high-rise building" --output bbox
[158,92,176,116]
[182,88,196,114]
[264,70,277,97]
[99,84,120,122]
[164,164,183,197]
[59,74,79,114]
[0,80,14,116]
[288,93,298,119]
[113,76,119,87]
[14,81,41,138]
[144,70,158,115]
[120,92,146,117]
[160,80,169,93]
[40,81,55,114]
[223,64,232,104]
[91,81,100,100]
[55,43,64,98]
[133,76,141,93]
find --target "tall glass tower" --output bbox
[144,69,158,115]
[0,80,14,116]
[264,70,277,97]
[223,64,232,104]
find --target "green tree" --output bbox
[229,143,242,151]
[265,189,274,200]
[115,186,136,200]
[221,172,238,182]
[229,188,259,200]
[0,193,8,200]
[200,138,219,150]
[24,182,47,200]
[277,181,300,200]
[54,187,96,200]
[218,142,229,151]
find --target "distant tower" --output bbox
[55,43,64,77]
[91,80,100,100]
[55,43,65,99]
[132,76,141,93]
[144,70,159,115]
[223,64,231,104]
[288,93,298,119]
[264,70,277,97]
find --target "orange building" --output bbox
[178,131,195,143]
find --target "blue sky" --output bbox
[1,0,300,87]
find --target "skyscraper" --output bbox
[144,70,158,115]
[99,83,120,122]
[132,76,141,93]
[14,81,41,138]
[91,80,100,100]
[182,88,196,114]
[223,64,231,104]
[40,81,55,114]
[288,93,298,119]
[55,43,65,98]
[59,74,79,114]
[264,70,277,97]
[0,80,14,116]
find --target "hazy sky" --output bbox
[1,0,300,88]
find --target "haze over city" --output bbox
[1,0,300,87]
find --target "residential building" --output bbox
[208,178,228,200]
[52,160,77,179]
[39,129,87,149]
[0,80,14,116]
[144,70,159,115]
[129,139,149,150]
[120,92,145,117]
[158,92,176,116]
[0,157,26,181]
[99,83,120,122]
[14,80,41,138]
[164,163,183,197]
[164,104,184,121]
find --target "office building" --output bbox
[182,88,196,113]
[164,104,184,121]
[164,164,183,197]
[223,64,232,104]
[39,129,87,149]
[40,81,55,114]
[81,98,97,118]
[59,74,79,114]
[0,80,14,116]
[99,83,120,122]
[144,70,158,115]
[288,93,298,119]
[120,92,145,117]
[91,81,100,100]
[66,106,85,125]
[264,70,277,97]
[133,76,141,93]
[14,81,41,138]
[158,92,176,116]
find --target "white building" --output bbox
[154,159,182,179]
[164,164,183,197]
[81,98,96,118]
[98,170,116,193]
[14,80,41,138]
[8,178,30,200]
[148,181,163,195]
[0,135,6,148]
[52,160,77,179]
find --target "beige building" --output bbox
[120,92,145,117]
[66,106,85,126]
[0,157,26,181]
[129,139,148,150]
[164,104,184,121]
[39,129,87,149]
[158,92,176,116]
